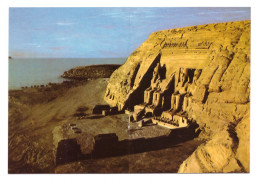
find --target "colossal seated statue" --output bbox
[134,65,202,120]
[144,87,155,104]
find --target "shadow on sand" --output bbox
[56,125,200,165]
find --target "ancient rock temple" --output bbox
[104,21,250,173]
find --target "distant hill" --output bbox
[61,64,121,79]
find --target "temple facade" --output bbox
[132,64,203,129]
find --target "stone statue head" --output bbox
[180,68,188,84]
[193,69,202,83]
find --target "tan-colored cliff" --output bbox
[105,20,250,173]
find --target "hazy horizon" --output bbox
[9,57,126,89]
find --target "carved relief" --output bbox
[162,40,188,48]
[197,41,213,49]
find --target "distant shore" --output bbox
[61,64,121,80]
[9,58,125,90]
[9,64,121,90]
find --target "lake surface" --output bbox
[9,58,126,89]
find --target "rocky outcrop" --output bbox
[104,21,250,173]
[61,64,121,79]
[178,113,250,173]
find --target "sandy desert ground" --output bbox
[8,78,202,173]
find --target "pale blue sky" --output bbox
[9,7,250,58]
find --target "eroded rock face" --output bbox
[105,20,250,173]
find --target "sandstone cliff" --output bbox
[105,21,250,173]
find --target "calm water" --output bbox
[9,58,126,89]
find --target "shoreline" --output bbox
[8,64,123,173]
[9,64,121,91]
